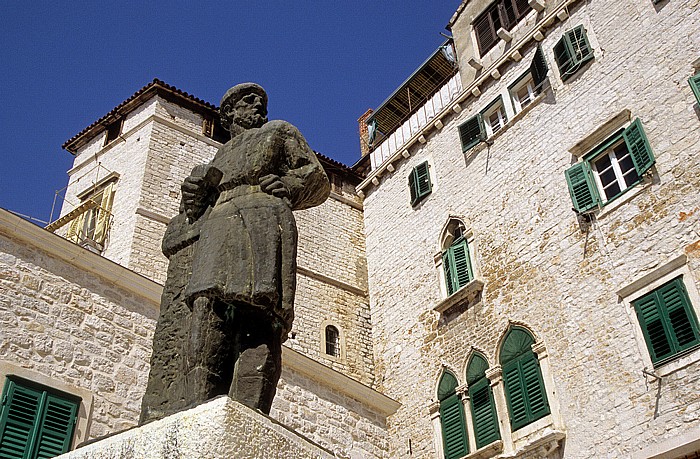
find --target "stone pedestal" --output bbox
[58,397,335,459]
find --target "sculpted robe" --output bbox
[184,120,329,337]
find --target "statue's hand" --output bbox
[181,174,210,221]
[259,174,290,200]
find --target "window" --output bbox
[500,328,550,430]
[553,25,594,81]
[632,277,700,366]
[325,325,340,358]
[690,72,700,105]
[408,161,432,206]
[442,223,474,296]
[466,354,500,449]
[103,119,123,146]
[509,72,537,114]
[565,118,654,212]
[66,182,116,252]
[481,97,507,137]
[0,377,80,459]
[459,114,486,152]
[437,372,468,459]
[474,0,533,55]
[202,117,230,144]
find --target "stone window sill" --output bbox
[434,279,485,314]
[462,440,503,459]
[505,425,566,458]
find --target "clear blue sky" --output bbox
[0,1,461,224]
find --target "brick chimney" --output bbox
[357,109,374,158]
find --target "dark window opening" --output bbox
[474,0,533,55]
[104,119,123,145]
[325,325,340,357]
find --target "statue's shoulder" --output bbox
[263,119,301,136]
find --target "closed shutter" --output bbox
[0,381,42,458]
[567,26,593,65]
[409,162,432,206]
[530,45,549,89]
[565,161,600,213]
[443,251,456,296]
[0,379,79,459]
[33,395,78,459]
[469,378,500,449]
[503,361,528,429]
[65,213,85,243]
[459,114,486,152]
[451,238,473,290]
[513,0,532,19]
[440,394,468,459]
[634,292,674,363]
[520,355,550,420]
[94,183,115,245]
[660,279,700,351]
[623,119,655,176]
[690,73,700,104]
[474,9,498,55]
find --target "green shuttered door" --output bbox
[440,394,468,459]
[469,378,500,449]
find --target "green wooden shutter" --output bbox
[553,36,572,78]
[659,278,700,352]
[520,355,550,421]
[440,394,468,459]
[555,26,593,81]
[565,161,600,213]
[443,251,456,296]
[33,395,78,459]
[459,114,486,152]
[530,45,549,89]
[443,238,473,296]
[690,73,700,104]
[502,361,528,429]
[0,381,42,459]
[410,162,432,206]
[623,118,655,176]
[634,292,674,363]
[469,378,500,449]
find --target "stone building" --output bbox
[1,0,700,458]
[356,0,700,458]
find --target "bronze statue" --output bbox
[140,83,329,423]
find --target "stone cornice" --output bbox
[0,208,162,307]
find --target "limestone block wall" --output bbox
[0,213,159,441]
[362,0,700,457]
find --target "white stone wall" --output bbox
[362,0,700,457]
[0,228,158,440]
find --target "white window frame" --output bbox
[589,138,640,204]
[509,74,537,114]
[482,99,507,137]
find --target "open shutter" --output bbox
[440,394,468,459]
[65,213,85,243]
[530,45,549,89]
[503,362,528,429]
[474,10,498,55]
[553,35,573,77]
[408,171,418,206]
[94,183,115,245]
[623,119,655,176]
[567,26,594,65]
[469,378,500,449]
[0,381,42,459]
[659,279,700,351]
[409,162,431,207]
[514,0,532,18]
[634,292,674,363]
[690,73,700,104]
[520,354,550,421]
[565,162,599,212]
[443,251,456,296]
[451,238,473,290]
[33,394,78,459]
[459,114,486,152]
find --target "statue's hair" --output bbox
[220,83,267,108]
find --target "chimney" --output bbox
[358,109,374,158]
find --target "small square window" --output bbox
[565,118,655,212]
[104,119,123,146]
[481,97,508,136]
[509,73,537,114]
[553,25,594,81]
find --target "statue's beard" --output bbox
[235,113,267,130]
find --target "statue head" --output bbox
[220,83,269,133]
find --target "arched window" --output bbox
[441,220,474,296]
[466,354,500,449]
[437,372,468,459]
[325,325,340,358]
[500,328,550,430]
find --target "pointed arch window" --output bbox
[437,372,468,459]
[466,354,500,449]
[500,328,550,430]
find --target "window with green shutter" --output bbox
[565,118,655,212]
[437,372,468,459]
[443,236,474,296]
[0,377,80,459]
[459,114,486,152]
[689,72,700,105]
[632,277,700,366]
[408,161,432,207]
[553,25,594,81]
[466,354,500,449]
[500,328,550,431]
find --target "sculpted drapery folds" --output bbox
[140,83,330,423]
